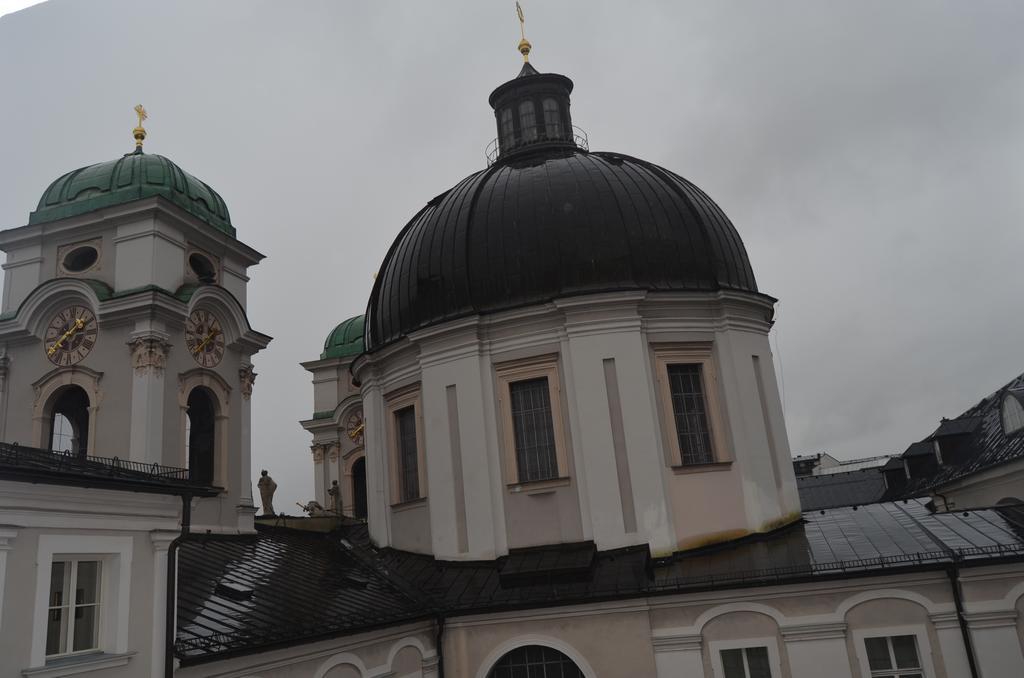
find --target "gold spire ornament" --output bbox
[133,104,148,149]
[516,1,531,62]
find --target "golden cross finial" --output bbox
[133,104,148,149]
[515,2,531,62]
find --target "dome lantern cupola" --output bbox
[487,7,579,162]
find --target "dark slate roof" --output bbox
[901,373,1024,495]
[932,416,982,438]
[175,500,1024,664]
[796,468,890,511]
[175,527,431,662]
[365,148,763,351]
[903,440,935,457]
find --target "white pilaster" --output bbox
[237,363,256,531]
[966,611,1024,678]
[930,612,972,678]
[782,623,853,678]
[0,527,17,635]
[651,633,704,677]
[150,530,176,678]
[127,329,171,463]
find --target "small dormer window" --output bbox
[542,98,562,139]
[1003,393,1024,436]
[519,100,537,142]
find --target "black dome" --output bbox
[365,147,759,351]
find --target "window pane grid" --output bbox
[667,364,714,465]
[864,635,922,678]
[489,645,584,678]
[395,406,419,502]
[721,646,773,678]
[46,559,101,658]
[509,377,559,483]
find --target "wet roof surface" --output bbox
[175,499,1024,664]
[901,373,1024,495]
[797,468,891,510]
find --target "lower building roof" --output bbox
[174,499,1024,665]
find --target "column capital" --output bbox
[651,632,702,653]
[239,364,257,400]
[128,334,172,376]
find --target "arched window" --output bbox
[187,387,217,485]
[542,98,562,139]
[48,386,90,456]
[1002,393,1024,436]
[500,108,515,151]
[488,646,584,678]
[519,100,537,143]
[351,456,367,519]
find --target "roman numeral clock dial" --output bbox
[44,306,98,366]
[185,309,225,368]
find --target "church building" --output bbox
[2,17,1024,678]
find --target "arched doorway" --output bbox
[187,387,217,485]
[351,456,367,520]
[48,385,90,456]
[487,645,584,678]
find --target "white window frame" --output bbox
[385,384,426,506]
[709,637,782,678]
[852,626,936,678]
[46,558,103,658]
[30,535,133,670]
[494,354,571,487]
[653,344,730,468]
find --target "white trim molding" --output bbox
[708,636,784,678]
[28,535,134,670]
[850,624,937,678]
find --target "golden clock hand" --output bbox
[191,328,220,354]
[348,422,364,440]
[47,318,85,356]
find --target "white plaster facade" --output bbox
[350,290,801,559]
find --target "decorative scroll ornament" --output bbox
[128,336,171,376]
[239,364,257,399]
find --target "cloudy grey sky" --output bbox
[1,1,1021,512]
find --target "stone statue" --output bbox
[257,469,277,516]
[328,480,342,515]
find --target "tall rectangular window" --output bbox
[509,377,559,482]
[519,100,537,142]
[495,354,569,486]
[395,406,419,502]
[863,635,923,678]
[667,363,714,465]
[542,98,562,139]
[46,560,101,657]
[720,647,772,678]
[500,108,515,150]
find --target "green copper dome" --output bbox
[321,315,365,359]
[30,150,234,237]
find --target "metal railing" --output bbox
[486,124,589,166]
[0,441,192,483]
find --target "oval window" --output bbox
[189,253,217,283]
[62,245,98,273]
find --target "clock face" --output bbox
[346,409,364,446]
[44,305,98,366]
[185,309,225,368]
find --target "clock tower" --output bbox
[0,112,270,531]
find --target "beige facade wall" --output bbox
[172,566,1024,678]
